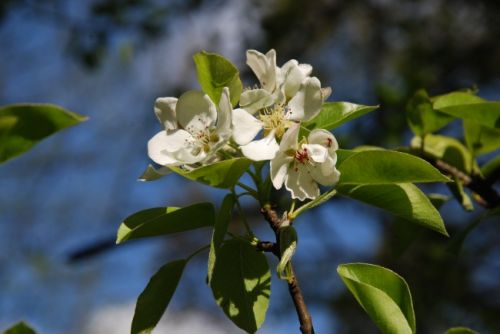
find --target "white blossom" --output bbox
[148,88,232,166]
[270,124,340,200]
[232,49,330,161]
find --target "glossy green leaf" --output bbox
[338,183,448,235]
[277,225,297,280]
[337,150,449,185]
[303,102,378,130]
[3,322,36,334]
[432,91,484,109]
[138,164,171,181]
[443,326,479,334]
[463,120,500,156]
[406,89,455,136]
[210,239,271,333]
[208,194,236,283]
[435,102,500,129]
[193,51,243,106]
[0,103,87,164]
[131,259,186,334]
[117,203,215,243]
[337,263,416,334]
[411,135,476,174]
[170,158,251,189]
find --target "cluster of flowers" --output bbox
[148,50,340,200]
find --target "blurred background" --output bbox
[1,0,499,333]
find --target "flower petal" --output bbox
[279,124,300,151]
[308,156,340,186]
[286,77,323,122]
[176,90,217,132]
[246,49,277,92]
[154,97,178,130]
[271,152,292,190]
[241,131,280,161]
[240,89,274,114]
[308,129,339,153]
[285,166,320,200]
[217,87,232,139]
[281,60,308,99]
[302,144,328,163]
[232,108,263,145]
[147,131,181,166]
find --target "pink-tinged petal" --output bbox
[176,90,217,132]
[286,77,323,122]
[232,108,263,145]
[147,131,180,166]
[241,131,280,161]
[246,49,277,92]
[302,144,328,163]
[308,129,339,153]
[154,97,178,130]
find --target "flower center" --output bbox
[191,127,219,155]
[259,104,292,139]
[294,147,310,165]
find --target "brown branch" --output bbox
[260,205,315,334]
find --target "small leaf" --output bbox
[432,91,484,109]
[0,103,87,164]
[3,322,36,334]
[406,89,455,136]
[131,259,186,334]
[193,51,243,106]
[210,239,271,333]
[463,120,500,156]
[337,150,449,185]
[138,164,171,181]
[411,134,477,174]
[337,263,416,334]
[117,203,215,243]
[170,158,251,189]
[303,102,378,130]
[443,326,479,334]
[338,183,448,235]
[446,177,474,211]
[208,194,236,283]
[435,102,500,129]
[277,226,298,280]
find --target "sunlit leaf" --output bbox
[117,203,215,243]
[303,102,378,130]
[443,326,479,334]
[3,322,36,334]
[432,91,484,109]
[131,259,186,334]
[435,101,500,129]
[337,150,449,185]
[208,194,236,283]
[193,51,243,106]
[406,89,455,136]
[338,183,447,235]
[170,158,251,189]
[210,239,271,333]
[447,177,474,211]
[337,263,416,334]
[0,103,87,164]
[277,225,297,280]
[463,120,500,156]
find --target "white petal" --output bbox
[285,166,319,200]
[176,90,217,132]
[240,89,274,114]
[308,156,340,186]
[281,60,307,99]
[217,87,232,139]
[308,129,339,153]
[171,146,206,165]
[147,131,180,166]
[162,129,193,153]
[232,108,263,145]
[302,144,328,163]
[270,152,292,190]
[279,124,300,151]
[298,63,313,76]
[154,97,178,130]
[241,131,280,161]
[286,77,323,122]
[246,49,277,92]
[321,87,332,101]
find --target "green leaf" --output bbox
[447,176,474,211]
[337,150,449,185]
[131,259,186,334]
[443,326,479,334]
[406,89,455,136]
[435,102,500,129]
[432,91,484,109]
[303,102,378,130]
[138,164,171,181]
[117,203,215,243]
[338,183,448,235]
[411,134,476,174]
[170,158,251,189]
[337,263,416,334]
[210,239,271,333]
[277,225,298,280]
[481,155,500,182]
[3,322,36,334]
[193,51,243,107]
[0,103,87,164]
[208,194,236,283]
[463,120,500,156]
